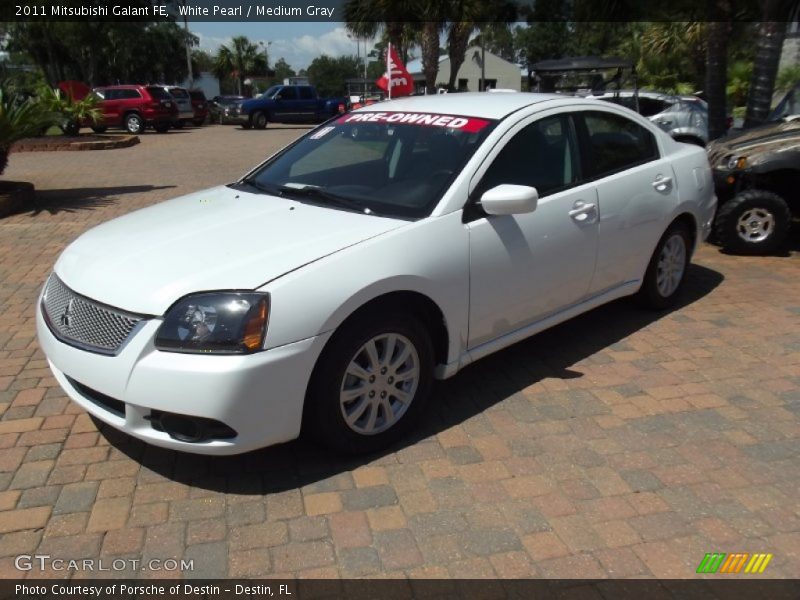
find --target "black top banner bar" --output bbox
[0,0,783,23]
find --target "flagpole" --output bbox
[387,42,392,100]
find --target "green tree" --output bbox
[213,36,266,95]
[272,58,296,85]
[192,49,215,74]
[306,55,360,97]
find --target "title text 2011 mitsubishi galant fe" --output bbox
[37,93,717,455]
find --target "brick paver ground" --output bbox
[0,124,798,580]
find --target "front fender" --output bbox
[261,211,470,369]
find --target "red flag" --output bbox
[376,44,414,98]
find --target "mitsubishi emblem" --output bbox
[60,298,75,329]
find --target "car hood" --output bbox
[54,186,406,315]
[708,119,800,164]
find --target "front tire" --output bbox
[637,223,691,309]
[304,311,434,455]
[714,189,791,255]
[252,111,268,129]
[124,113,144,134]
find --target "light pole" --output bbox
[259,41,271,85]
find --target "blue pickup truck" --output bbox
[235,85,349,129]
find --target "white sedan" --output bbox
[37,93,717,455]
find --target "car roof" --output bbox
[352,92,567,120]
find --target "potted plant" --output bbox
[0,81,55,216]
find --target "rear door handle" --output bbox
[652,175,673,192]
[569,202,597,222]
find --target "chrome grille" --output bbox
[42,275,145,355]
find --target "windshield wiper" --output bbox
[237,177,280,195]
[277,184,374,215]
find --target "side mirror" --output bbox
[480,184,538,215]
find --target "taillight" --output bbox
[337,103,345,113]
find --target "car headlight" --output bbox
[727,155,747,170]
[155,292,269,354]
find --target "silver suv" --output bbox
[595,90,708,146]
[153,86,194,129]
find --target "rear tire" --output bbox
[637,223,692,309]
[253,111,268,129]
[124,113,144,134]
[714,189,791,255]
[304,311,434,455]
[193,118,205,126]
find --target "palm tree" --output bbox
[213,36,263,95]
[744,10,792,127]
[343,0,417,62]
[705,0,733,141]
[446,21,473,91]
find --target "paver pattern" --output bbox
[0,124,798,580]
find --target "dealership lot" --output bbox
[0,125,798,578]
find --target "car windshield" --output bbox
[770,82,800,121]
[241,111,496,219]
[262,85,281,98]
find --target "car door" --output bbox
[576,109,679,294]
[297,86,318,119]
[273,87,299,120]
[466,111,599,349]
[98,89,121,125]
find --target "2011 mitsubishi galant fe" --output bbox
[37,93,717,455]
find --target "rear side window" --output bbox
[146,87,171,100]
[298,87,314,100]
[581,111,658,178]
[119,89,141,99]
[169,88,189,99]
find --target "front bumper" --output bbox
[36,301,331,455]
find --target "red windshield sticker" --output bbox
[337,112,491,133]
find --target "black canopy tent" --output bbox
[528,56,638,111]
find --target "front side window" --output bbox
[241,111,496,219]
[581,111,658,178]
[276,87,298,100]
[477,114,579,198]
[298,87,314,100]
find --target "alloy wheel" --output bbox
[339,333,420,435]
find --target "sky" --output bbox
[190,22,376,71]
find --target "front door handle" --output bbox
[569,202,597,222]
[653,175,673,192]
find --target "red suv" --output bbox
[91,85,177,134]
[189,90,209,125]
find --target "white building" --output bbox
[406,46,521,92]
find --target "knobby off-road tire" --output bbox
[714,189,792,255]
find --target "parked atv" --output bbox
[707,88,800,254]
